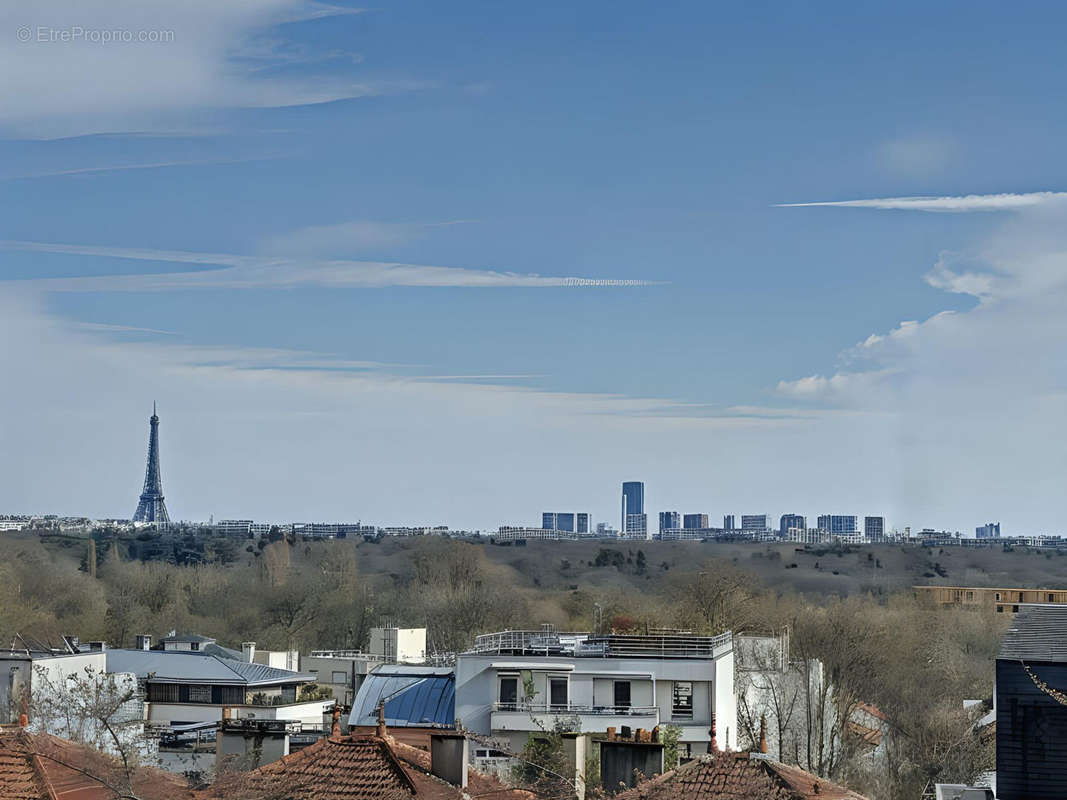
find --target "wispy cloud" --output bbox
[0,240,654,290]
[2,155,288,181]
[776,191,1067,212]
[260,219,475,256]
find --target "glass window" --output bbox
[187,684,211,703]
[499,676,518,709]
[672,681,693,718]
[190,642,200,651]
[614,681,631,709]
[549,678,568,709]
[331,671,347,684]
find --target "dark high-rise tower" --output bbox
[133,403,170,524]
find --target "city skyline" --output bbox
[3,3,1067,532]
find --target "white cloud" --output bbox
[260,219,474,257]
[0,239,653,290]
[0,1,392,135]
[774,201,1067,531]
[776,191,1067,212]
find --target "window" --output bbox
[549,678,568,710]
[672,681,693,718]
[187,684,211,703]
[995,593,1001,601]
[966,591,974,600]
[190,642,200,651]
[1050,594,1056,603]
[996,605,1003,613]
[614,681,631,710]
[331,671,348,684]
[147,683,179,703]
[1012,605,1019,613]
[499,676,518,709]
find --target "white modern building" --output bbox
[455,627,736,758]
[304,627,427,704]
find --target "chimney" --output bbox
[135,634,152,651]
[759,715,767,754]
[709,712,718,752]
[330,706,342,739]
[429,734,468,789]
[18,713,28,728]
[376,703,387,739]
[242,642,256,663]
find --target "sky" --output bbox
[3,1,1067,533]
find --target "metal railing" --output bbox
[492,702,658,716]
[471,629,732,658]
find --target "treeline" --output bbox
[0,533,1004,800]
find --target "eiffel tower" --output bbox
[133,402,170,524]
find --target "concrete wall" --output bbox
[713,647,736,750]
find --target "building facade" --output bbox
[621,481,645,535]
[976,521,1001,539]
[864,516,885,541]
[682,513,709,530]
[454,628,736,757]
[658,511,680,534]
[914,585,1067,613]
[779,514,805,536]
[817,515,857,535]
[542,512,591,534]
[723,515,736,531]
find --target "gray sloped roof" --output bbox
[346,666,454,729]
[105,649,315,686]
[998,606,1067,662]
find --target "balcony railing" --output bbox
[492,702,658,716]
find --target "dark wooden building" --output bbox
[996,605,1067,800]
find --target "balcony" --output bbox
[490,702,659,732]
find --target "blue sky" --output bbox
[3,1,1067,533]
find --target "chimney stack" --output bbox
[330,706,342,739]
[710,712,719,753]
[759,715,767,754]
[429,734,468,789]
[242,642,256,663]
[376,703,387,739]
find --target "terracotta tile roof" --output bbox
[614,752,869,800]
[388,739,535,800]
[0,729,190,800]
[198,733,534,800]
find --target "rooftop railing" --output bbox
[470,630,732,659]
[492,702,658,716]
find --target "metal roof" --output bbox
[346,666,454,729]
[998,605,1067,662]
[105,648,315,686]
[159,633,216,643]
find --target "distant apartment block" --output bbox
[740,514,771,531]
[778,514,805,536]
[864,516,885,541]
[622,514,649,540]
[915,585,1067,613]
[595,522,618,537]
[216,519,253,536]
[817,515,857,535]
[660,526,723,541]
[976,521,1001,539]
[496,526,583,541]
[723,515,736,531]
[683,513,709,530]
[542,512,591,534]
[659,511,680,533]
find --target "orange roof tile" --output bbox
[614,752,869,800]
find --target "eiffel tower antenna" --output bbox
[133,403,170,524]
